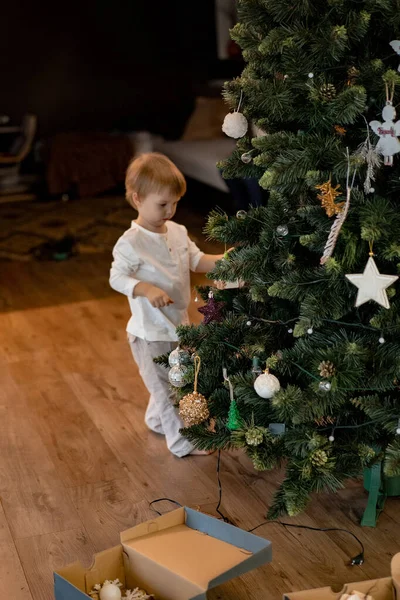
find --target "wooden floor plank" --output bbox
[21,379,127,487]
[15,529,96,600]
[0,502,33,600]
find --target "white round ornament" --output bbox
[222,112,248,138]
[99,582,122,600]
[254,370,281,399]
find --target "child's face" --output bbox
[134,191,180,231]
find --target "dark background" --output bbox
[1,1,240,139]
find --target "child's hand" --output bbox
[145,285,173,308]
[213,280,226,290]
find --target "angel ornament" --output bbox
[370,102,400,166]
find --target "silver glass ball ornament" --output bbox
[168,364,187,388]
[236,210,247,219]
[241,151,252,164]
[308,72,314,78]
[329,434,335,442]
[168,346,188,368]
[307,327,313,334]
[276,224,289,236]
[319,381,332,392]
[379,337,385,344]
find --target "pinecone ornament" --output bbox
[252,451,267,471]
[311,449,328,466]
[245,427,264,446]
[319,83,336,101]
[318,360,336,378]
[347,66,359,86]
[358,444,375,464]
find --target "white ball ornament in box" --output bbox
[99,582,122,600]
[222,112,248,139]
[254,369,281,399]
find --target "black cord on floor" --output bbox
[248,521,365,565]
[149,452,365,566]
[149,498,182,516]
[216,449,232,523]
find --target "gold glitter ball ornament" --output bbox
[179,391,210,427]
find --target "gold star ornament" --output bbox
[346,256,398,309]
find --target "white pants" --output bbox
[128,336,194,458]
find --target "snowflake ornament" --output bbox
[124,588,154,600]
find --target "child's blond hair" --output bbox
[125,152,186,205]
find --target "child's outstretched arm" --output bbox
[194,253,226,274]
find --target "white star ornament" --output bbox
[345,256,398,309]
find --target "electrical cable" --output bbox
[216,449,232,523]
[149,498,182,515]
[149,454,366,566]
[247,521,364,566]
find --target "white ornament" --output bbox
[389,40,400,71]
[329,435,335,442]
[307,327,313,334]
[100,583,122,600]
[370,103,400,166]
[241,151,252,163]
[379,336,385,344]
[222,112,248,138]
[254,370,281,399]
[346,256,398,310]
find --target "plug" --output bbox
[350,553,364,566]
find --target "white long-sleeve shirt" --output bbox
[110,220,204,342]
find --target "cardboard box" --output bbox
[54,507,272,600]
[283,553,400,600]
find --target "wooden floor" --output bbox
[1,253,399,600]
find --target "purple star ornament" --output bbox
[198,292,226,324]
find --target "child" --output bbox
[110,153,225,457]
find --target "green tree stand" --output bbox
[362,463,400,527]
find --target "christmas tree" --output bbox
[166,1,400,518]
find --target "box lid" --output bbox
[120,507,272,600]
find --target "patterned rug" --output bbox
[0,194,220,261]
